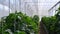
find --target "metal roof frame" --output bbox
[49,1,60,11]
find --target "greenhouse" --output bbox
[0,0,60,34]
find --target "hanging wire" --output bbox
[25,2,32,16]
[19,0,21,12]
[2,0,4,34]
[18,0,20,32]
[25,2,27,14]
[2,0,3,34]
[14,0,16,32]
[51,8,53,16]
[17,0,19,12]
[55,5,56,15]
[59,1,60,7]
[26,2,33,16]
[32,0,38,15]
[27,4,34,16]
[25,2,37,16]
[9,0,10,14]
[14,0,16,12]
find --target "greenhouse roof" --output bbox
[0,0,60,18]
